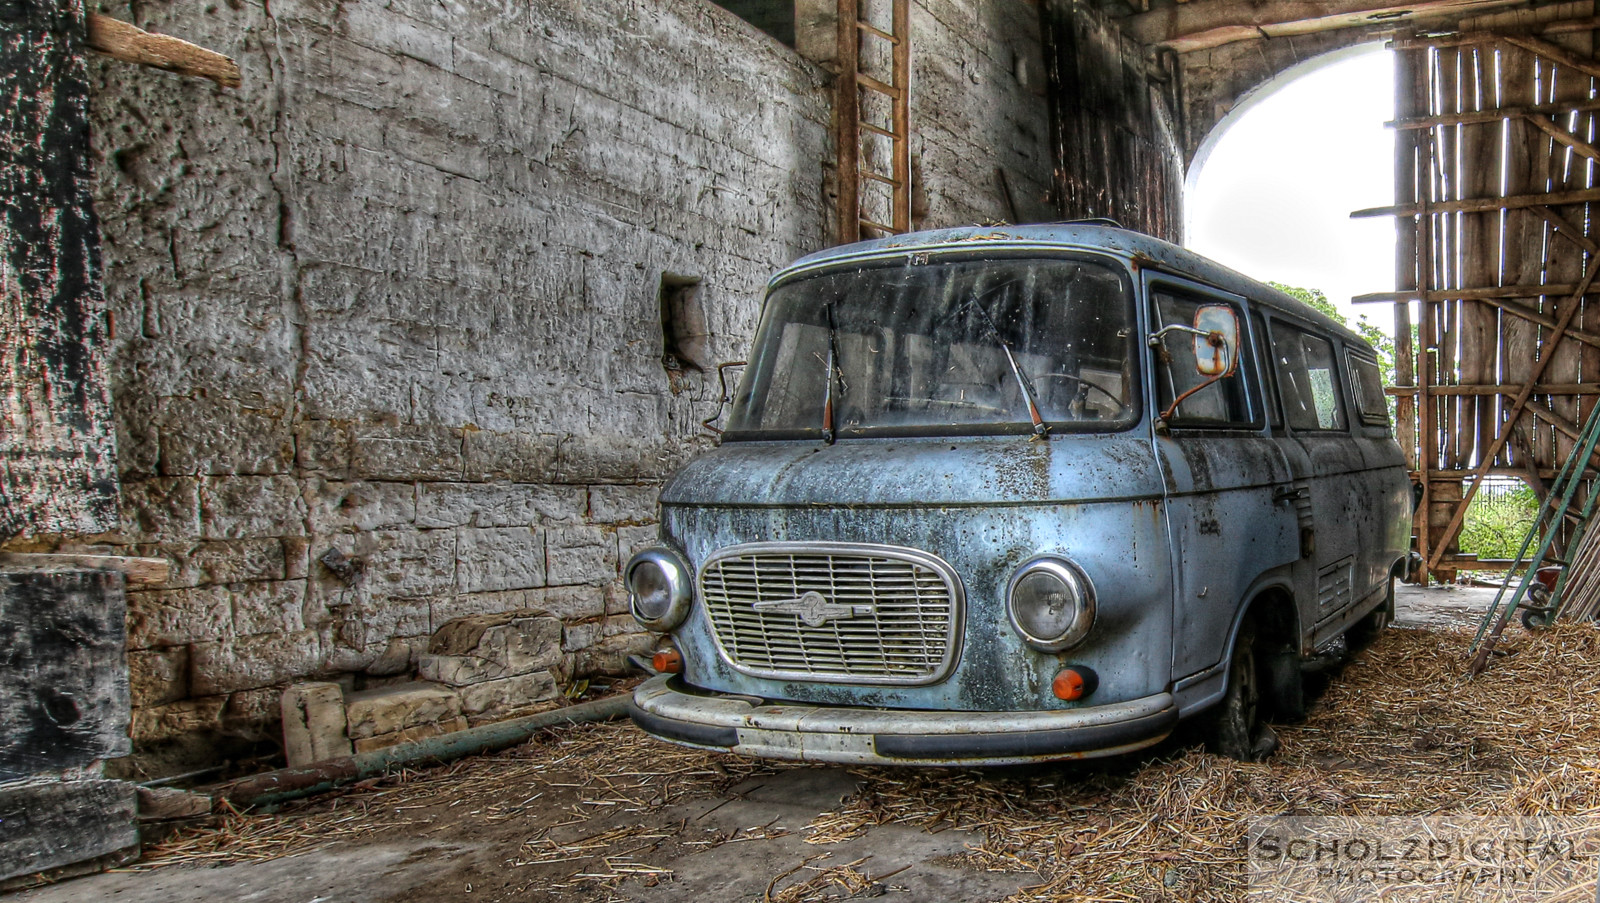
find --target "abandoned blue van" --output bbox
[625,223,1411,765]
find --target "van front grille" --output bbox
[698,543,962,685]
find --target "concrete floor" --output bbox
[1393,582,1500,630]
[17,768,1029,903]
[11,583,1507,903]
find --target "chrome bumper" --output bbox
[628,675,1178,766]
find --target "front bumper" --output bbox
[628,675,1179,766]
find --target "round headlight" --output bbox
[1006,557,1095,652]
[626,548,692,631]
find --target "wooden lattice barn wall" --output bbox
[1355,7,1600,582]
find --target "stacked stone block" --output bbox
[66,0,1055,772]
[281,611,583,764]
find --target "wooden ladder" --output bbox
[836,0,910,243]
[1470,398,1600,674]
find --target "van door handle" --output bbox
[1274,487,1310,503]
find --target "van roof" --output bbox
[777,223,1374,354]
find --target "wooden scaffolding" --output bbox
[1357,19,1600,582]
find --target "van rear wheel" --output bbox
[1205,619,1280,762]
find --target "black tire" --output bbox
[1521,607,1552,630]
[1206,619,1280,761]
[1262,644,1306,723]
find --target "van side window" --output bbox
[1153,289,1254,427]
[1252,313,1282,429]
[1274,324,1347,432]
[1348,354,1389,427]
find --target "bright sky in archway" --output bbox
[1186,45,1396,333]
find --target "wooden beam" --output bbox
[1392,17,1600,49]
[835,0,859,245]
[1351,185,1600,218]
[0,553,169,585]
[1525,114,1600,165]
[1365,286,1600,355]
[1529,204,1600,257]
[85,14,240,88]
[1389,384,1600,396]
[1119,0,1529,52]
[1501,33,1600,85]
[1426,262,1600,572]
[1353,284,1585,303]
[1390,97,1600,131]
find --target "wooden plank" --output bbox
[1394,46,1424,479]
[85,14,239,88]
[1530,203,1600,255]
[1351,184,1600,217]
[0,0,120,538]
[1418,119,1440,576]
[1427,262,1600,570]
[1501,33,1600,85]
[1525,112,1600,163]
[1500,44,1549,476]
[1460,44,1499,470]
[1354,283,1585,301]
[0,569,129,780]
[1540,49,1589,470]
[0,780,137,882]
[891,0,909,233]
[1389,383,1600,394]
[0,553,168,584]
[1120,0,1530,52]
[1391,96,1600,130]
[1435,45,1462,470]
[1464,293,1600,351]
[835,0,860,244]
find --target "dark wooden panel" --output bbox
[0,779,136,881]
[0,568,130,781]
[0,0,118,538]
[1042,0,1183,242]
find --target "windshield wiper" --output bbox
[821,303,839,444]
[957,291,1049,438]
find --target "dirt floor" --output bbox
[14,588,1599,903]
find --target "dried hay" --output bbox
[134,624,1600,902]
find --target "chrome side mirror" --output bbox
[1192,305,1239,377]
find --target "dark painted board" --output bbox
[1042,0,1183,243]
[0,0,119,538]
[0,779,137,881]
[0,568,130,781]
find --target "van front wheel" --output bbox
[1205,620,1280,762]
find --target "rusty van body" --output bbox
[624,223,1411,766]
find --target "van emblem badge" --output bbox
[754,591,873,627]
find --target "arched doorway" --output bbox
[1185,43,1396,327]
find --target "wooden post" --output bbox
[1395,45,1423,577]
[0,0,119,538]
[835,0,860,245]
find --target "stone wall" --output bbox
[68,0,1054,772]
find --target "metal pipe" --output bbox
[214,695,631,810]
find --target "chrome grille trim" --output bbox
[698,542,964,686]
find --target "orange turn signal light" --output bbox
[652,648,683,673]
[1052,666,1098,701]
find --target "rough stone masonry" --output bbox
[41,0,1053,774]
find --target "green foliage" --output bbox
[1268,282,1405,423]
[1458,483,1540,561]
[1268,282,1396,386]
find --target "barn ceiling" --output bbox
[1107,0,1555,51]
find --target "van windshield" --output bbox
[725,254,1139,439]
